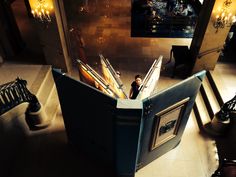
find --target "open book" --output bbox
[77,54,162,100]
[52,66,205,177]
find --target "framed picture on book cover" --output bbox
[150,97,190,151]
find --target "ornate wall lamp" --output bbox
[29,0,54,23]
[213,0,236,32]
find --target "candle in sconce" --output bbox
[31,10,35,17]
[221,12,225,18]
[38,12,43,21]
[41,8,45,16]
[232,16,236,23]
[224,16,228,23]
[46,10,51,21]
[216,15,220,22]
[30,1,52,23]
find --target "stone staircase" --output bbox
[193,71,224,130]
[29,65,60,130]
[0,63,61,177]
[193,66,236,162]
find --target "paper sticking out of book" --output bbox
[77,55,162,100]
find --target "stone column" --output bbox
[190,0,236,73]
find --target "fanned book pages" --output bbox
[77,59,119,98]
[100,54,128,99]
[77,55,163,100]
[136,57,162,100]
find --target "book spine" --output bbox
[114,107,143,177]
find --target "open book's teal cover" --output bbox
[52,69,205,177]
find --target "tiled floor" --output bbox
[211,62,236,102]
[135,112,218,177]
[0,62,43,87]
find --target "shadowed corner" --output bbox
[7,129,116,177]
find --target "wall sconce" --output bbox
[213,0,236,32]
[29,0,53,23]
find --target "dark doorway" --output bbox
[7,0,46,64]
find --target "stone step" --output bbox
[0,64,60,131]
[45,84,60,121]
[200,76,221,119]
[28,65,61,130]
[193,93,212,129]
[0,63,43,87]
[193,71,226,132]
[207,71,224,106]
[0,64,57,176]
[30,65,55,106]
[34,84,61,129]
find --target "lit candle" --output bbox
[224,16,228,24]
[222,12,225,17]
[31,10,35,17]
[232,16,236,23]
[35,8,38,18]
[46,10,51,21]
[38,12,43,21]
[41,8,45,15]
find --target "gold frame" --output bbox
[150,97,190,151]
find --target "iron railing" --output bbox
[0,78,40,116]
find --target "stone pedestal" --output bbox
[26,104,50,129]
[211,115,230,133]
[204,113,230,136]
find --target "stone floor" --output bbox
[135,112,218,177]
[211,63,236,102]
[0,62,43,87]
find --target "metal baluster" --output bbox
[18,83,27,102]
[11,87,19,104]
[5,89,14,106]
[15,85,23,102]
[0,78,37,116]
[1,92,10,112]
[0,94,5,114]
[21,83,32,102]
[2,91,9,105]
[0,91,5,105]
